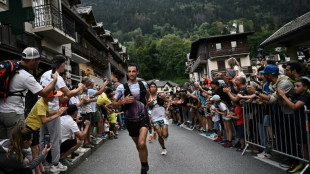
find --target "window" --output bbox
[231,41,237,49]
[216,43,222,50]
[217,60,226,71]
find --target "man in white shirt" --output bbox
[0,47,58,139]
[59,105,90,167]
[39,55,84,172]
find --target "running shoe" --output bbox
[287,162,304,173]
[115,131,119,135]
[153,133,157,140]
[161,149,167,155]
[210,133,218,138]
[141,164,149,174]
[60,158,73,166]
[279,159,293,168]
[219,140,227,145]
[148,135,153,142]
[214,136,222,142]
[223,141,232,148]
[257,152,271,158]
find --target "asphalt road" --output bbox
[71,124,284,174]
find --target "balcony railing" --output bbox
[209,46,250,59]
[71,43,108,65]
[33,4,75,39]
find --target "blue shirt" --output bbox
[88,89,97,112]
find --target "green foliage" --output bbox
[82,0,310,81]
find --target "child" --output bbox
[107,109,119,139]
[227,100,244,151]
[277,78,310,173]
[25,89,67,174]
[211,95,232,147]
[227,57,245,78]
[103,119,115,139]
[206,100,220,139]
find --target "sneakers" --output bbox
[49,163,67,173]
[205,131,213,136]
[60,158,73,166]
[115,131,119,135]
[141,164,149,174]
[214,136,222,142]
[279,159,293,168]
[223,141,232,148]
[161,149,167,155]
[75,147,87,153]
[153,133,157,140]
[148,135,153,142]
[114,136,118,139]
[257,152,271,158]
[210,133,218,138]
[287,162,304,173]
[83,143,94,148]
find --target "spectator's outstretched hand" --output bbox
[276,88,285,97]
[84,120,90,126]
[247,85,256,94]
[42,144,52,155]
[51,72,58,80]
[57,107,67,116]
[223,87,231,93]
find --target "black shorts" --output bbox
[60,139,77,154]
[26,126,40,147]
[110,123,116,132]
[81,113,92,128]
[125,117,149,137]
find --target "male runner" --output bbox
[112,63,150,174]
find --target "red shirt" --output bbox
[235,105,243,126]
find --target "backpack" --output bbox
[149,94,165,110]
[123,81,147,111]
[0,59,26,102]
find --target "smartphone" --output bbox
[44,134,50,148]
[248,81,250,85]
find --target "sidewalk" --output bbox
[43,134,115,174]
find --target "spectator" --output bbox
[0,47,58,139]
[285,62,302,82]
[0,125,51,174]
[25,89,66,174]
[107,109,119,139]
[60,105,91,166]
[202,74,211,89]
[247,64,295,104]
[206,100,221,140]
[211,95,232,147]
[40,55,84,171]
[210,80,231,107]
[227,57,246,78]
[103,119,115,139]
[227,100,244,151]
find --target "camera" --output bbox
[44,134,50,148]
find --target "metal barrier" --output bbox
[242,102,310,173]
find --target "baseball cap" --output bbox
[210,95,221,101]
[259,65,279,75]
[67,104,78,115]
[22,47,41,59]
[52,55,66,68]
[47,89,63,98]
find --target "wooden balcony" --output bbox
[191,53,207,73]
[209,46,250,59]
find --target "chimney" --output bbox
[238,21,244,33]
[230,20,237,34]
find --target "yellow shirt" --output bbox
[25,98,48,131]
[96,92,111,106]
[107,113,118,124]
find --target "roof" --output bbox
[190,32,254,60]
[147,79,179,87]
[76,6,92,15]
[260,11,310,48]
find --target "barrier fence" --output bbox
[242,102,310,174]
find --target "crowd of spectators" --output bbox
[166,57,310,174]
[0,48,125,174]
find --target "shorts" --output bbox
[81,113,92,128]
[213,121,220,131]
[94,111,102,124]
[263,115,271,127]
[174,108,180,113]
[222,115,231,121]
[110,123,116,132]
[125,117,150,137]
[26,126,40,147]
[237,125,245,139]
[153,120,168,127]
[60,139,77,154]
